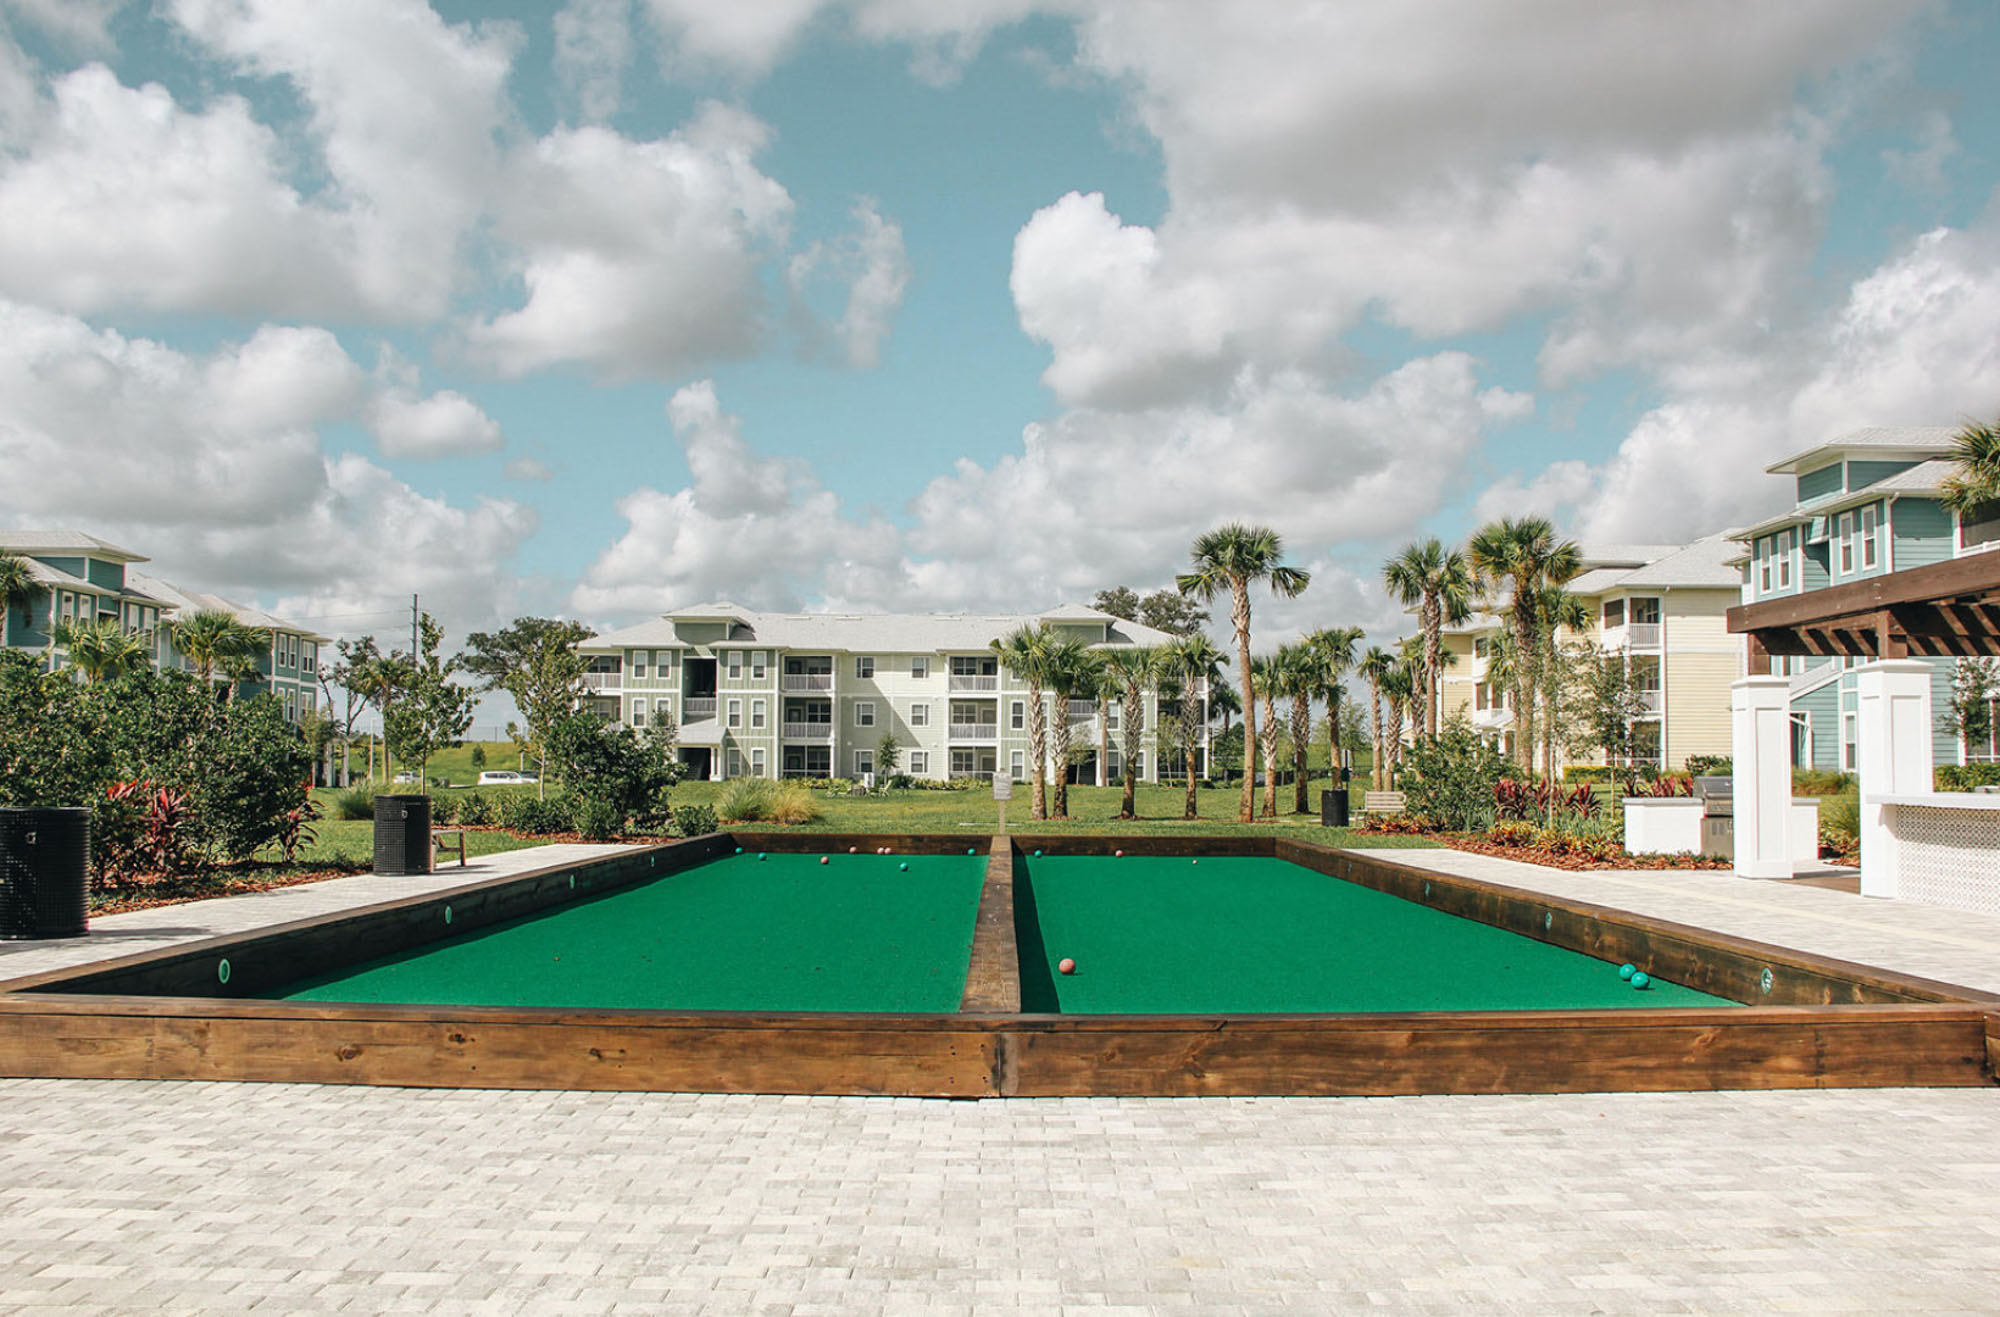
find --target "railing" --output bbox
[782,674,833,691]
[948,675,998,691]
[948,723,998,741]
[1627,622,1662,648]
[582,671,621,691]
[682,697,717,721]
[1635,689,1663,714]
[1068,700,1096,721]
[781,721,834,740]
[948,770,995,782]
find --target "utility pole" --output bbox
[411,593,419,663]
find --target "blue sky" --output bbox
[1,0,1998,662]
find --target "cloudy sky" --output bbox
[3,0,1998,658]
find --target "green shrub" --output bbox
[717,777,776,822]
[769,783,822,825]
[457,792,493,826]
[1562,766,1611,783]
[428,791,461,825]
[1793,768,1855,796]
[545,712,682,822]
[571,795,622,841]
[328,788,375,820]
[1401,716,1510,831]
[1935,763,2000,791]
[502,793,572,836]
[1684,755,1733,777]
[671,802,719,838]
[1819,793,1860,853]
[193,695,313,860]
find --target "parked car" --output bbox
[392,771,418,784]
[478,770,529,785]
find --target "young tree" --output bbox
[1281,643,1318,815]
[1536,587,1591,786]
[1101,646,1163,820]
[876,730,902,783]
[380,615,475,792]
[1466,516,1581,772]
[173,608,268,698]
[1249,654,1283,819]
[1382,538,1475,741]
[1161,634,1225,820]
[1563,640,1650,790]
[1940,658,2000,761]
[991,624,1058,820]
[1177,523,1311,822]
[469,743,488,771]
[324,636,384,788]
[461,617,596,800]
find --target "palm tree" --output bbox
[1358,646,1396,790]
[1382,538,1475,741]
[1467,516,1582,773]
[1044,640,1099,820]
[1161,633,1226,820]
[50,617,150,682]
[1177,523,1311,822]
[1306,626,1363,799]
[0,548,39,652]
[220,651,265,705]
[1940,417,2000,515]
[1101,646,1164,820]
[1380,657,1414,785]
[1279,643,1318,815]
[1249,654,1284,819]
[173,608,270,697]
[1209,678,1241,739]
[1482,629,1521,763]
[991,624,1057,821]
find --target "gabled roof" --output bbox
[128,571,329,643]
[1765,426,1959,476]
[583,606,1182,654]
[0,530,148,563]
[1725,458,1956,543]
[1613,534,1744,588]
[1575,544,1681,569]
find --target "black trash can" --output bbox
[1319,789,1350,828]
[373,795,433,876]
[0,807,91,939]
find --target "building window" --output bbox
[656,650,672,672]
[1843,711,1857,771]
[751,698,766,729]
[728,651,743,680]
[854,749,874,777]
[632,652,647,679]
[1838,512,1855,574]
[1010,700,1025,730]
[909,702,929,727]
[950,749,975,776]
[1861,505,1879,569]
[1758,540,1772,594]
[632,703,647,728]
[727,698,742,728]
[727,747,743,777]
[909,750,928,774]
[1630,597,1660,625]
[1603,598,1625,629]
[1010,749,1025,781]
[855,655,875,678]
[911,657,929,679]
[752,651,767,680]
[1778,529,1793,589]
[855,701,875,727]
[751,747,766,778]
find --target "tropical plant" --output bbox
[1043,639,1098,820]
[172,607,269,695]
[991,624,1059,821]
[1176,523,1311,822]
[1248,654,1284,818]
[672,802,720,838]
[1305,626,1362,797]
[1466,516,1581,771]
[1101,646,1162,820]
[1401,715,1510,830]
[1379,656,1414,785]
[876,730,902,781]
[1536,587,1591,789]
[717,776,777,823]
[1939,417,2000,516]
[1382,538,1475,741]
[51,617,151,683]
[1279,643,1318,815]
[544,708,684,825]
[0,548,42,650]
[1160,633,1226,820]
[1358,645,1395,791]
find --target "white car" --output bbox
[478,770,529,785]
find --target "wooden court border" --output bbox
[0,831,1993,1097]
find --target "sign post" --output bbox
[992,774,1012,834]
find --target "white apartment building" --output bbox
[1438,536,1743,771]
[577,602,1200,783]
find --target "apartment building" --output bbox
[1437,536,1742,771]
[1725,425,1988,769]
[577,602,1198,783]
[0,530,327,721]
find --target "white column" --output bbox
[1731,676,1793,879]
[1856,659,1934,899]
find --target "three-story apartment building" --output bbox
[0,530,327,721]
[1726,426,1988,769]
[577,602,1198,783]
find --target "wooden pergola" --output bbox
[1728,550,2000,671]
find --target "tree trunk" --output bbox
[1385,699,1403,787]
[1422,597,1442,741]
[1259,690,1280,818]
[1119,687,1141,820]
[1050,702,1071,820]
[1292,696,1312,815]
[1513,606,1538,774]
[1097,696,1109,789]
[1367,683,1384,791]
[1232,580,1256,823]
[1180,696,1201,820]
[1028,682,1048,821]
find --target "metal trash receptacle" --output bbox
[373,794,433,876]
[1320,789,1350,828]
[0,806,91,939]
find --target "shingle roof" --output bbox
[127,572,329,643]
[1612,533,1744,588]
[585,606,1182,654]
[0,530,148,562]
[1725,458,1956,542]
[1766,426,1960,475]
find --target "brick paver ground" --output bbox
[0,846,1995,1312]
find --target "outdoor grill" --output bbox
[1692,776,1734,859]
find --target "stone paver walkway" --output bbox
[0,844,1995,1312]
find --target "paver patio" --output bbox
[0,844,1994,1313]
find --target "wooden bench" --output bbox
[432,827,467,868]
[1363,791,1407,815]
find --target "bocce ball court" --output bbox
[0,834,1993,1097]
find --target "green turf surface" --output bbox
[274,851,987,1013]
[1015,855,1736,1014]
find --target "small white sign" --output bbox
[991,777,1013,801]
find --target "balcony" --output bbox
[582,671,621,692]
[948,674,998,692]
[781,721,835,741]
[1607,622,1662,650]
[782,674,833,692]
[949,723,998,741]
[1635,689,1663,715]
[682,696,717,722]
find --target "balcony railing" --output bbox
[948,675,998,692]
[582,671,621,691]
[1635,689,1663,715]
[1067,700,1097,720]
[782,674,833,691]
[682,697,717,721]
[948,723,998,741]
[781,721,834,740]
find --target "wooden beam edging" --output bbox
[958,836,1021,1015]
[1275,839,2000,1010]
